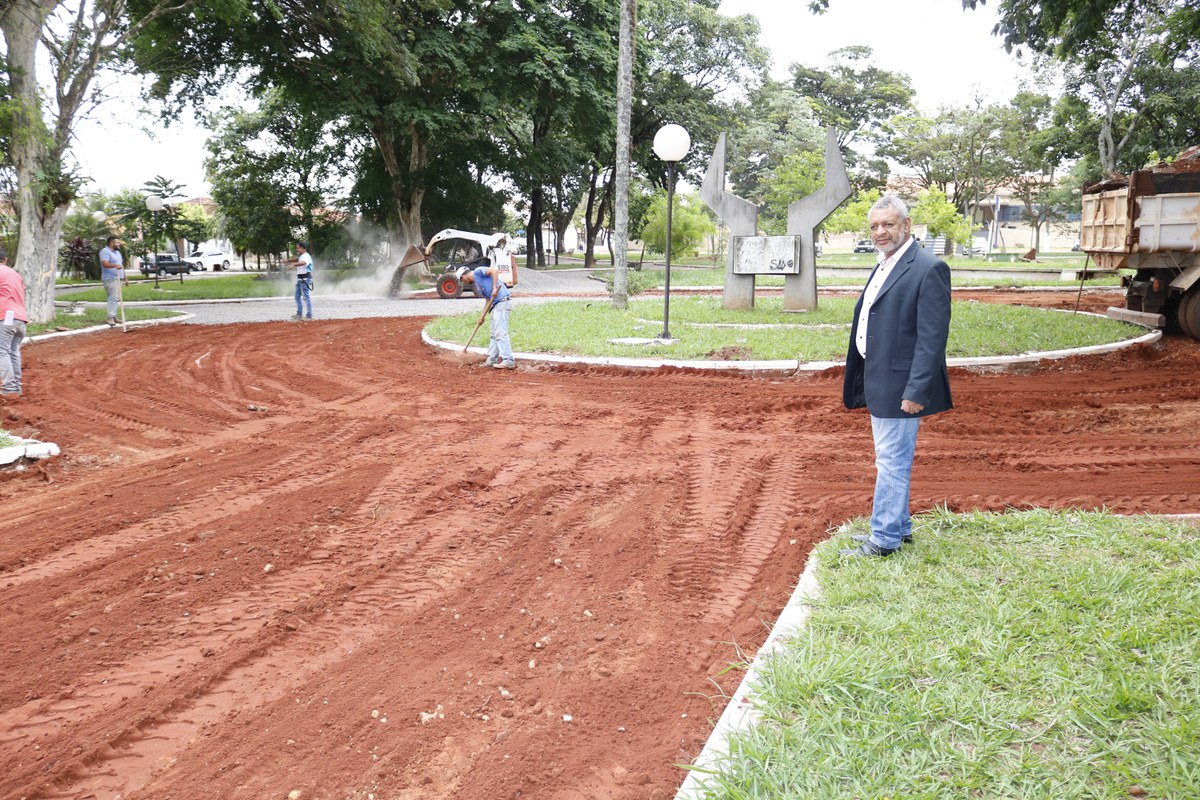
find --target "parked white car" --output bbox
[187,249,233,271]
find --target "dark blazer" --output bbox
[843,241,953,418]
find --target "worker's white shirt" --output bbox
[855,237,914,358]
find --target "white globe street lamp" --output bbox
[652,124,691,340]
[91,210,107,223]
[145,195,164,212]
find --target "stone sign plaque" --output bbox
[731,235,803,275]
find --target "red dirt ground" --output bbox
[3,290,1200,800]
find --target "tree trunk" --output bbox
[527,190,545,268]
[554,218,570,262]
[373,120,428,261]
[3,0,68,324]
[582,163,613,271]
[611,0,636,309]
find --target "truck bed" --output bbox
[1081,169,1200,269]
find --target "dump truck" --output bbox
[389,229,518,299]
[1081,146,1200,338]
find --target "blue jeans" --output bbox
[487,299,513,363]
[0,320,25,393]
[295,276,313,317]
[868,414,921,549]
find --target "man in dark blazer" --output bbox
[841,196,952,557]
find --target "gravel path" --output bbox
[161,267,610,325]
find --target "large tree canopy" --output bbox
[958,0,1200,65]
[789,45,914,153]
[129,0,476,249]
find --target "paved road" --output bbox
[137,267,610,325]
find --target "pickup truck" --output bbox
[140,253,193,276]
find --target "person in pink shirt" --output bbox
[0,251,29,398]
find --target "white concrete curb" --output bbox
[420,330,839,374]
[674,553,823,799]
[27,312,194,343]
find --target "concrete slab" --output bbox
[0,438,61,466]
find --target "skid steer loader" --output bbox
[390,229,518,299]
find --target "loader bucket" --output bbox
[399,245,427,269]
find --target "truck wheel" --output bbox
[1176,289,1200,340]
[221,261,230,271]
[436,274,463,299]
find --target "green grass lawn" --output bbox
[424,296,1145,362]
[29,307,182,335]
[691,509,1200,799]
[58,274,287,302]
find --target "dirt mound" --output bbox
[3,292,1199,799]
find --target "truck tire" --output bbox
[436,274,463,299]
[1176,289,1200,340]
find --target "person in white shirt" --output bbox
[284,242,314,320]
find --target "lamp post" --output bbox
[653,123,690,340]
[146,195,164,289]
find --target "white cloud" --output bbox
[717,0,1027,110]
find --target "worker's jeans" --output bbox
[295,276,313,318]
[103,278,120,319]
[487,299,513,363]
[0,320,25,393]
[868,414,921,549]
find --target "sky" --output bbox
[67,0,1031,200]
[716,0,1028,107]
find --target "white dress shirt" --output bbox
[855,237,914,358]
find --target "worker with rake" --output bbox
[462,242,515,370]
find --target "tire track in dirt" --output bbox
[3,309,1200,799]
[30,422,696,796]
[697,452,805,628]
[0,415,376,587]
